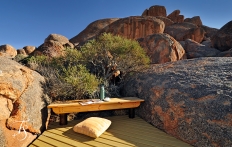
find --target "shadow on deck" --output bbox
[29,115,192,147]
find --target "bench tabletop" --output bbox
[48,97,144,108]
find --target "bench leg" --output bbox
[128,108,135,118]
[59,114,68,125]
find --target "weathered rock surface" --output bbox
[17,49,27,55]
[211,20,232,51]
[69,18,119,46]
[64,42,74,49]
[0,120,37,147]
[137,33,186,64]
[122,57,232,147]
[23,46,36,55]
[0,44,17,58]
[32,34,69,57]
[0,57,48,147]
[142,5,167,17]
[165,22,205,43]
[184,39,220,58]
[184,16,202,26]
[183,27,205,43]
[45,34,69,45]
[201,25,218,39]
[155,16,174,27]
[201,40,211,47]
[217,49,232,57]
[100,16,165,40]
[167,10,184,23]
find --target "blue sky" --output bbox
[0,0,231,49]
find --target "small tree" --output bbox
[80,33,150,96]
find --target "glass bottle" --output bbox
[100,84,105,100]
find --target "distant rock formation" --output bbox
[184,16,202,27]
[17,49,27,55]
[0,57,49,147]
[23,46,36,55]
[0,44,17,58]
[32,34,74,57]
[201,25,218,39]
[155,16,174,27]
[69,18,119,46]
[211,20,232,51]
[100,16,165,40]
[167,10,184,23]
[164,22,205,43]
[122,57,232,147]
[183,39,220,58]
[141,5,167,17]
[137,33,186,64]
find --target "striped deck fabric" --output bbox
[29,115,192,147]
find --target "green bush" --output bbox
[26,48,100,101]
[13,54,28,62]
[80,33,150,96]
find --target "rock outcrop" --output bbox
[32,34,71,57]
[122,57,232,147]
[211,20,232,51]
[217,49,232,57]
[164,22,205,43]
[100,16,165,40]
[0,57,49,147]
[23,46,36,55]
[167,10,184,23]
[183,27,205,43]
[183,39,220,58]
[201,25,218,39]
[17,49,27,55]
[155,16,174,27]
[0,44,17,58]
[141,5,167,17]
[137,33,186,64]
[69,18,119,46]
[184,16,202,27]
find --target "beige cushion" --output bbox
[73,117,111,138]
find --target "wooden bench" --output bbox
[47,97,144,125]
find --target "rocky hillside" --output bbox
[0,4,232,147]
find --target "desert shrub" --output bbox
[79,33,150,96]
[26,48,100,101]
[13,54,28,62]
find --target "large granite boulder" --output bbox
[184,39,220,58]
[100,16,165,40]
[17,49,27,55]
[32,34,70,57]
[167,10,184,23]
[122,57,232,147]
[201,25,218,39]
[155,16,174,27]
[184,16,202,27]
[0,57,49,147]
[164,22,195,40]
[211,20,232,51]
[142,5,167,17]
[45,34,69,45]
[23,46,36,55]
[0,44,17,58]
[137,33,186,64]
[165,22,205,43]
[69,18,119,46]
[184,27,205,43]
